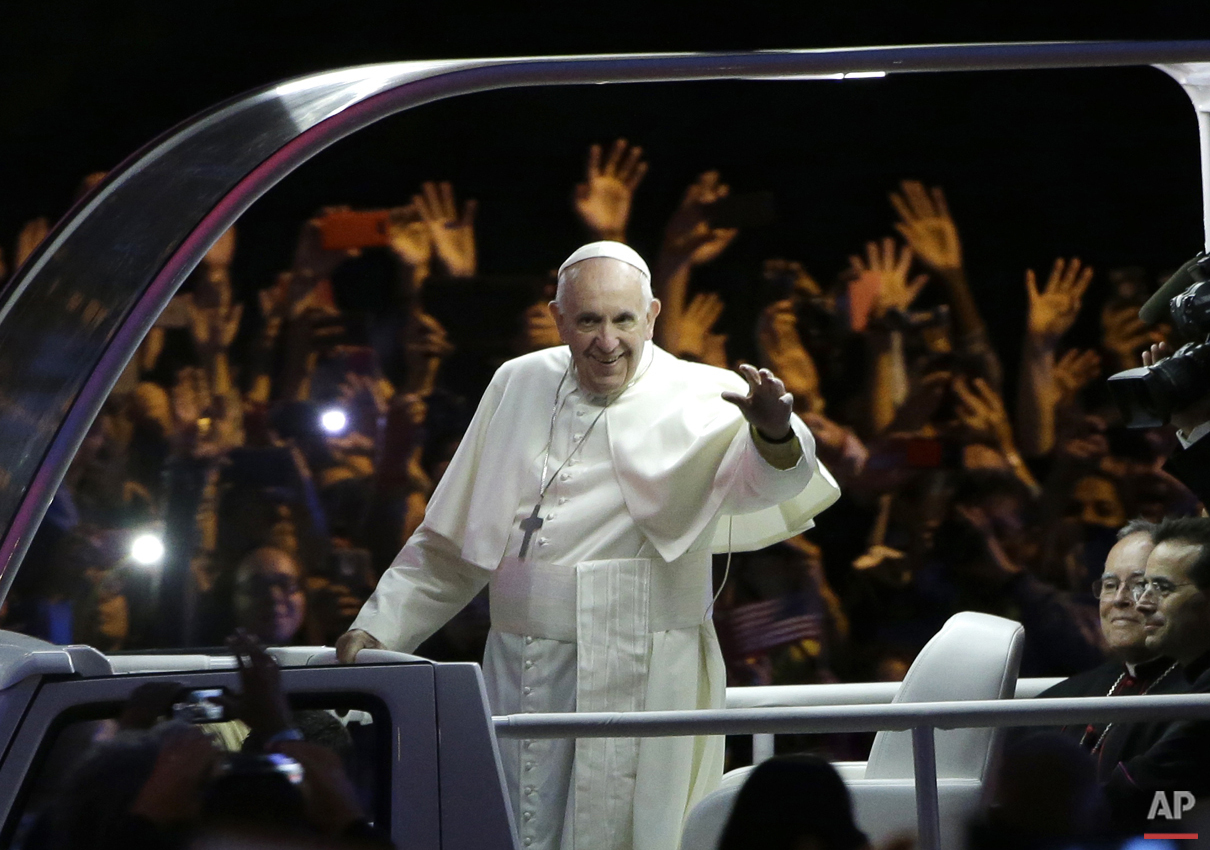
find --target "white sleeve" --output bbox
[717,413,818,516]
[350,524,491,653]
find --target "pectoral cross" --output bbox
[519,504,544,560]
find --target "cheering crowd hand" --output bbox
[676,291,725,362]
[414,181,477,278]
[1026,257,1093,346]
[889,181,962,273]
[722,364,794,441]
[1053,349,1101,405]
[520,301,564,352]
[336,628,386,664]
[225,630,294,744]
[1103,301,1163,371]
[763,258,823,299]
[953,376,1015,452]
[387,203,434,283]
[757,299,822,413]
[660,170,739,267]
[849,237,929,318]
[574,139,648,242]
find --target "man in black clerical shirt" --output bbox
[1101,516,1210,829]
[1040,519,1188,777]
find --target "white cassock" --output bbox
[351,344,839,850]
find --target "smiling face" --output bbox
[1138,539,1210,665]
[550,258,660,397]
[1098,531,1154,662]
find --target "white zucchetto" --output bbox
[558,241,651,282]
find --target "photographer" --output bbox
[47,632,388,850]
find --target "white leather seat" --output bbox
[681,612,1024,850]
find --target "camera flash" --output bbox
[130,533,165,566]
[320,408,348,434]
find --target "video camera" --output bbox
[1108,251,1210,428]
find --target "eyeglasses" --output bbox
[1092,576,1144,599]
[1131,578,1199,601]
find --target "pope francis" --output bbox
[337,241,839,850]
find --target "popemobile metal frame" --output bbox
[3,42,1210,850]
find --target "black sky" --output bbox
[4,2,1210,362]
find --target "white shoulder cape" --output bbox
[423,345,840,570]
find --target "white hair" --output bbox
[556,259,653,308]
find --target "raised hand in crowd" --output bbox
[890,180,961,273]
[403,310,455,397]
[387,202,434,293]
[757,299,823,414]
[1026,257,1092,346]
[850,237,929,323]
[573,138,648,242]
[1017,258,1094,456]
[890,180,1000,385]
[518,300,564,352]
[1052,348,1101,407]
[655,170,739,352]
[954,376,1038,490]
[659,170,738,268]
[676,291,728,367]
[15,216,49,268]
[414,180,477,278]
[1103,297,1163,372]
[850,238,926,433]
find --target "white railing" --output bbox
[722,678,1063,760]
[493,692,1210,850]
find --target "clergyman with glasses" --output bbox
[1037,519,1188,776]
[1102,515,1210,830]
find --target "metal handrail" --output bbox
[493,693,1210,850]
[493,692,1210,738]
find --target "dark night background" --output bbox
[3,2,1210,364]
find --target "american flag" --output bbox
[714,592,826,658]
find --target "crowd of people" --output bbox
[0,137,1206,845]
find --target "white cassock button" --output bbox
[546,512,556,520]
[573,433,583,441]
[537,537,548,547]
[524,687,533,695]
[525,839,533,846]
[523,812,533,821]
[525,786,536,795]
[525,761,535,771]
[525,660,535,669]
[558,497,568,505]
[576,409,585,417]
[523,741,533,749]
[559,472,571,481]
[525,636,534,645]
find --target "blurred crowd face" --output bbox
[234,547,305,645]
[551,259,659,397]
[1071,475,1126,529]
[1139,539,1210,665]
[1097,531,1154,663]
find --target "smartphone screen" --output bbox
[318,210,391,251]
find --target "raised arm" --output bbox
[654,171,738,352]
[890,180,1001,386]
[1015,257,1093,456]
[849,237,928,435]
